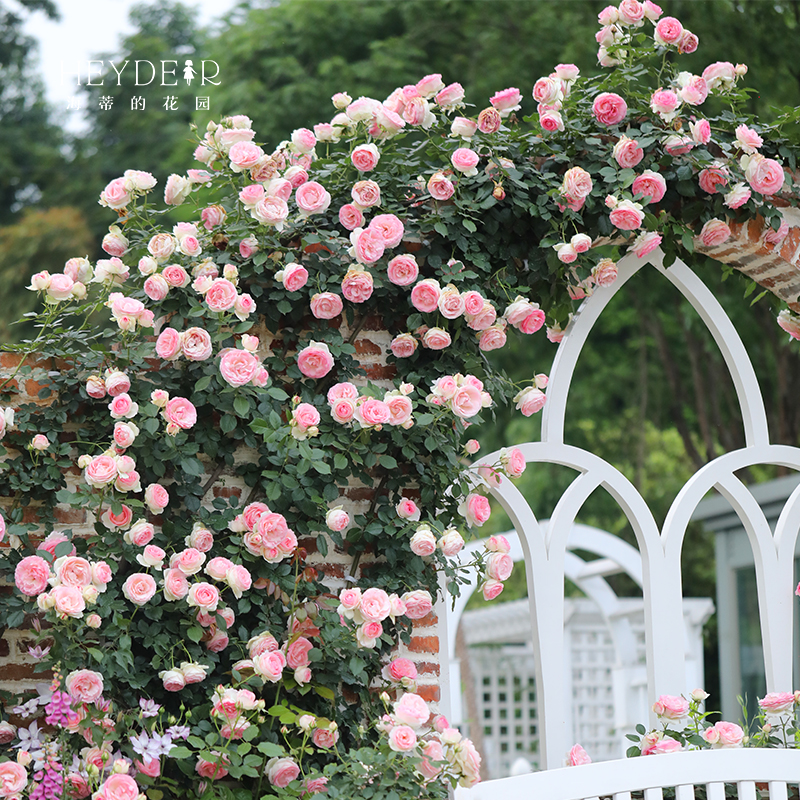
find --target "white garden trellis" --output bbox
[440,248,800,796]
[448,525,712,777]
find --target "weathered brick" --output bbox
[415,661,440,676]
[413,611,438,628]
[354,338,383,357]
[408,636,439,654]
[416,683,440,703]
[54,508,87,524]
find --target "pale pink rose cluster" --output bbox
[159,396,197,436]
[532,64,579,133]
[606,196,645,231]
[17,550,113,621]
[338,586,431,647]
[558,166,593,212]
[209,685,264,739]
[478,536,513,601]
[158,660,210,692]
[347,213,404,266]
[409,524,464,558]
[382,657,418,689]
[227,501,298,565]
[290,401,320,441]
[640,731,682,755]
[378,698,481,787]
[325,381,415,431]
[701,721,744,748]
[652,694,689,721]
[553,233,593,264]
[758,691,796,715]
[155,326,212,362]
[241,626,315,686]
[426,374,492,421]
[27,266,88,304]
[99,169,157,210]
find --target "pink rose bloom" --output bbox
[652,694,690,720]
[96,774,140,800]
[477,106,502,133]
[394,692,430,728]
[427,172,455,201]
[411,279,441,313]
[451,116,478,138]
[286,637,313,669]
[339,203,365,230]
[390,333,418,358]
[490,87,522,116]
[369,214,405,248]
[697,219,731,248]
[514,386,547,416]
[351,143,381,172]
[296,181,332,217]
[163,569,189,601]
[311,727,338,749]
[388,725,417,752]
[341,268,374,303]
[386,255,419,286]
[187,582,220,613]
[65,669,104,703]
[162,264,190,288]
[609,199,645,230]
[618,0,645,23]
[724,183,752,209]
[86,375,106,399]
[410,527,437,556]
[360,587,392,622]
[436,82,465,108]
[478,325,507,352]
[144,482,170,513]
[654,16,683,45]
[99,177,131,209]
[330,397,356,423]
[205,278,238,312]
[460,493,491,527]
[450,384,483,419]
[109,393,138,420]
[291,126,316,153]
[181,327,213,361]
[325,507,350,532]
[533,76,562,105]
[56,556,92,587]
[229,140,264,172]
[467,301,498,331]
[699,165,729,194]
[387,657,418,683]
[632,171,667,204]
[85,454,118,488]
[156,328,181,360]
[462,290,484,316]
[351,180,381,208]
[195,754,229,780]
[735,124,763,154]
[592,92,627,125]
[385,393,412,426]
[482,579,504,601]
[486,552,513,581]
[758,692,795,714]
[439,528,465,556]
[267,757,300,788]
[502,447,527,478]
[15,555,51,596]
[397,498,421,520]
[745,155,785,195]
[650,89,681,120]
[173,547,206,575]
[451,148,480,176]
[52,584,86,618]
[702,61,736,91]
[402,589,433,619]
[353,227,385,264]
[327,382,359,402]
[297,342,334,378]
[679,76,709,106]
[293,402,321,431]
[777,310,800,340]
[702,721,744,748]
[278,263,308,293]
[613,136,644,168]
[629,232,662,260]
[539,109,564,133]
[123,573,157,605]
[355,398,391,428]
[253,196,289,228]
[164,397,197,430]
[561,166,593,200]
[105,370,131,396]
[144,274,169,302]
[568,744,592,766]
[422,327,451,350]
[310,292,343,320]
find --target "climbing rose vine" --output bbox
[0,0,799,798]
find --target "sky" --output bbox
[20,0,242,130]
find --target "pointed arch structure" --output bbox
[447,249,800,771]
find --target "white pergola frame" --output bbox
[437,249,800,772]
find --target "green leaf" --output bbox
[233,396,251,417]
[168,746,192,759]
[195,375,212,393]
[88,647,105,663]
[314,685,335,701]
[311,460,331,474]
[186,626,204,643]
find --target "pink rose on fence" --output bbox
[609,199,645,230]
[52,585,86,618]
[568,743,592,766]
[592,92,627,125]
[386,657,418,683]
[629,232,662,260]
[401,589,432,619]
[702,721,743,748]
[486,552,513,581]
[758,692,795,715]
[514,386,546,416]
[410,527,436,557]
[482,579,504,601]
[85,455,118,487]
[652,694,689,720]
[459,493,491,528]
[325,506,350,532]
[297,341,334,379]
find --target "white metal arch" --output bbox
[453,250,800,774]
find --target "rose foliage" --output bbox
[0,1,800,798]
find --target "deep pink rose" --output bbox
[15,555,50,596]
[338,203,365,230]
[632,171,667,204]
[351,144,380,172]
[609,200,645,230]
[279,263,308,292]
